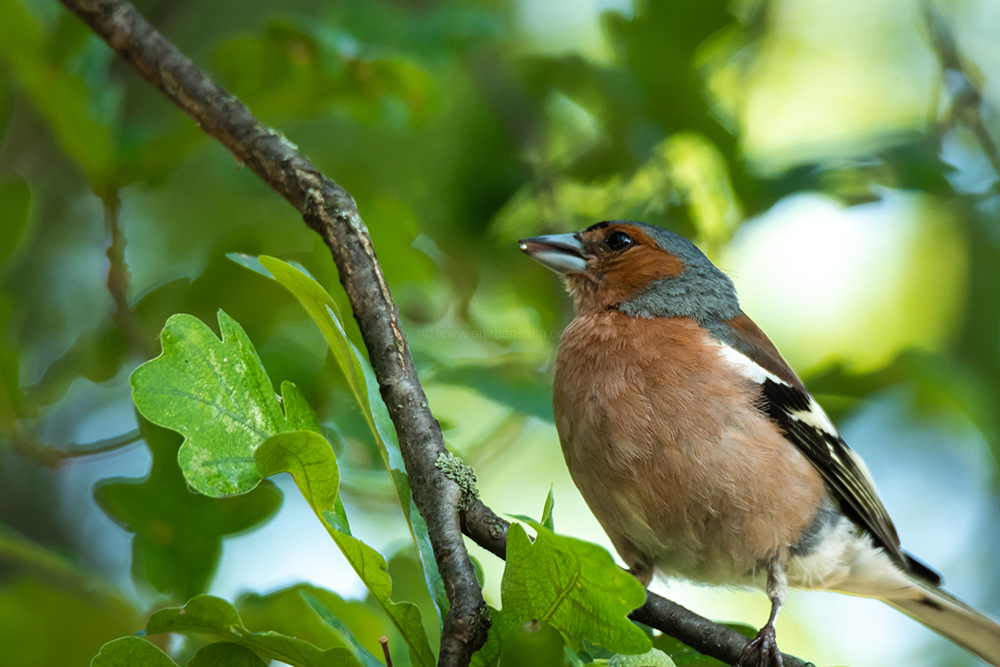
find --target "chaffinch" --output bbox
[519,220,1000,667]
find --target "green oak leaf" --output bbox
[608,647,675,667]
[541,486,555,531]
[500,521,650,655]
[188,642,269,667]
[650,633,727,667]
[91,637,179,667]
[95,417,282,600]
[383,551,444,654]
[242,257,375,440]
[254,430,435,667]
[231,254,447,625]
[508,487,556,541]
[236,584,388,661]
[498,618,568,667]
[130,309,320,496]
[146,595,359,667]
[300,590,385,667]
[469,606,501,667]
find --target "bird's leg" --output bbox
[735,558,787,667]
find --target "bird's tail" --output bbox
[882,580,1000,666]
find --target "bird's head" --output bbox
[519,220,741,321]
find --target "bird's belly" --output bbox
[554,312,826,588]
[565,412,830,590]
[564,445,786,588]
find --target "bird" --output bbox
[518,220,1000,667]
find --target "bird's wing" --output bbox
[711,314,933,579]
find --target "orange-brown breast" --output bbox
[553,310,826,586]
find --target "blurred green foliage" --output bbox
[94,418,283,600]
[1,0,999,665]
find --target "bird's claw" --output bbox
[734,624,783,667]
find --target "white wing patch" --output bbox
[714,339,910,568]
[715,341,843,448]
[789,397,840,439]
[714,343,790,387]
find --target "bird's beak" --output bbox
[518,233,588,275]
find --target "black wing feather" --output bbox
[715,315,942,585]
[759,378,941,586]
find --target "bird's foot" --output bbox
[734,623,783,667]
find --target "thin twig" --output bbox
[10,429,143,468]
[380,635,393,667]
[102,188,154,358]
[922,3,1000,188]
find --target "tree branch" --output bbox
[57,1,812,665]
[102,188,154,359]
[462,499,812,667]
[56,1,488,664]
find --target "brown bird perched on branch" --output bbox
[520,220,1000,666]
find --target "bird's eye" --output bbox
[605,231,633,251]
